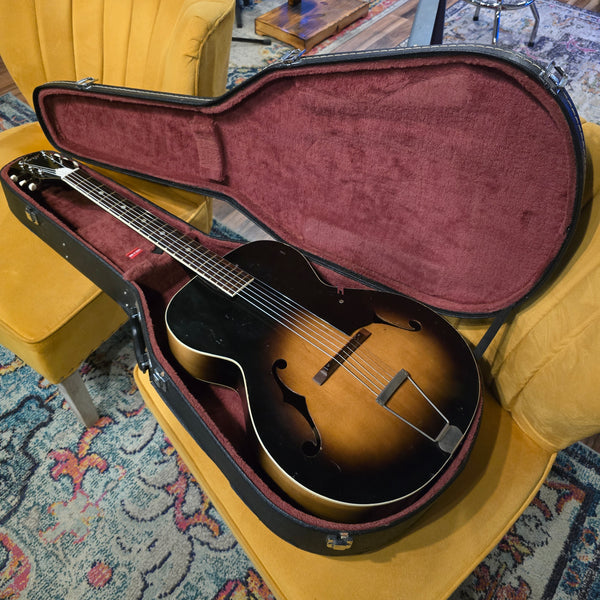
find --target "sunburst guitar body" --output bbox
[166,240,481,522]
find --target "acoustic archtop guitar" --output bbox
[17,151,481,522]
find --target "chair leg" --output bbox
[57,370,99,427]
[236,0,243,27]
[528,1,539,46]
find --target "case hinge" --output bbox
[326,531,353,551]
[542,61,568,92]
[278,48,306,65]
[76,76,98,89]
[130,314,151,372]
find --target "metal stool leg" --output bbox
[528,1,539,46]
[467,0,536,46]
[492,8,502,44]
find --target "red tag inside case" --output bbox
[127,247,143,259]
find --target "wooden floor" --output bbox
[2,1,600,450]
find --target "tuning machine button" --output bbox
[50,152,78,168]
[10,174,38,192]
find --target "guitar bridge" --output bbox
[313,328,371,385]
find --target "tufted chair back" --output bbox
[0,0,235,426]
[0,0,235,106]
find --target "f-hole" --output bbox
[272,359,321,457]
[374,311,422,332]
[409,320,422,331]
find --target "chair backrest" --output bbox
[0,0,235,106]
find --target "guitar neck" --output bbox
[63,170,253,297]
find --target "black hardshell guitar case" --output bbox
[1,43,585,554]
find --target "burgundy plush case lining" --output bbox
[35,52,580,317]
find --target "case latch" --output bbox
[151,368,169,393]
[76,76,97,89]
[543,61,568,91]
[326,531,353,551]
[25,206,40,225]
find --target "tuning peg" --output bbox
[50,151,78,169]
[10,174,18,182]
[28,182,38,192]
[18,179,27,187]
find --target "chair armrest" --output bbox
[0,0,235,105]
[149,0,236,97]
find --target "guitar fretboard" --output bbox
[64,171,253,297]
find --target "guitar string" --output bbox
[139,212,401,395]
[61,169,401,395]
[51,169,394,394]
[63,169,400,395]
[25,158,451,445]
[237,279,397,389]
[64,171,356,358]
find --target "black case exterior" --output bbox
[2,172,482,555]
[1,44,586,554]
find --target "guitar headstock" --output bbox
[12,151,79,191]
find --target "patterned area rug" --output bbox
[453,443,600,600]
[0,93,36,131]
[0,330,273,600]
[444,0,600,123]
[2,330,600,599]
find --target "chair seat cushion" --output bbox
[134,365,555,600]
[0,122,212,383]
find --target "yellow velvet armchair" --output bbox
[0,0,235,424]
[133,120,600,599]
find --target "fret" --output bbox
[64,171,254,297]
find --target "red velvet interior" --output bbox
[36,53,579,316]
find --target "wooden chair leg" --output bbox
[57,370,99,427]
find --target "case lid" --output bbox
[33,45,585,317]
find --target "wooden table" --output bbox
[255,0,369,50]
